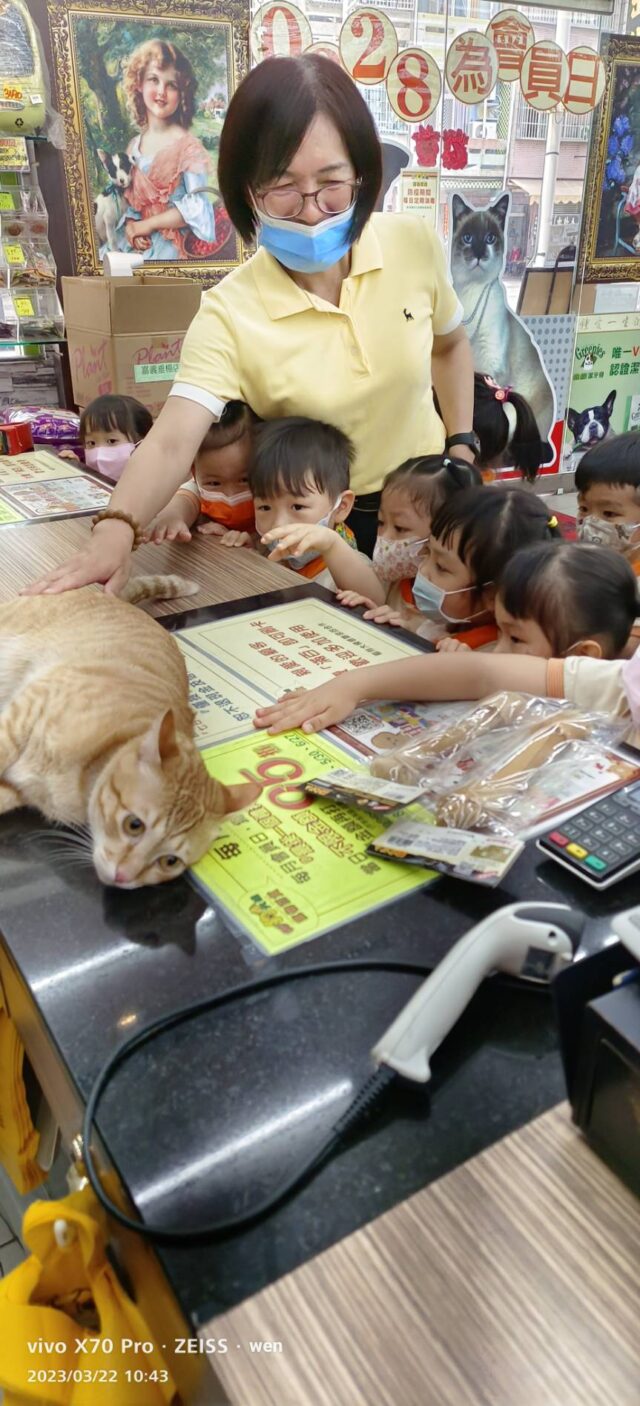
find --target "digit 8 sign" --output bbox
[250,1,312,64]
[240,754,312,812]
[339,7,398,86]
[386,48,441,123]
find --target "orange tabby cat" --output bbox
[0,583,257,887]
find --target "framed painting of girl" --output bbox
[48,0,249,280]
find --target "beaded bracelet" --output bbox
[91,508,144,551]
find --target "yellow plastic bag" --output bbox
[0,1186,179,1404]
[0,978,45,1194]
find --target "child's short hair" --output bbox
[79,394,152,444]
[250,416,354,500]
[472,374,553,483]
[575,431,640,497]
[431,487,561,588]
[123,40,196,129]
[383,454,481,517]
[197,401,256,455]
[499,542,637,655]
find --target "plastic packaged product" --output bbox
[6,238,56,287]
[370,692,560,786]
[0,406,80,452]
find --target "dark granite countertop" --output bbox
[0,801,632,1325]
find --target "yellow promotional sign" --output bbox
[193,730,433,954]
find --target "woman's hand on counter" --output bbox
[21,520,133,596]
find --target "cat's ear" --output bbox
[491,194,510,227]
[206,776,260,816]
[451,195,470,225]
[139,709,180,769]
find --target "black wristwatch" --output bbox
[445,431,481,458]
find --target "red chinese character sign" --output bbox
[250,2,312,63]
[386,48,440,124]
[520,40,569,112]
[445,32,498,106]
[486,10,533,84]
[339,8,398,87]
[563,47,605,115]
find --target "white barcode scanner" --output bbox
[373,902,584,1084]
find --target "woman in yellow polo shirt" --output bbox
[29,55,476,592]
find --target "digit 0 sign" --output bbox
[386,48,441,122]
[339,8,398,86]
[240,753,312,812]
[250,1,312,64]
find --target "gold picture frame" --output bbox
[579,32,640,284]
[48,0,249,281]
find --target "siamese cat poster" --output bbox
[449,192,556,448]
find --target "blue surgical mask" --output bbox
[256,205,356,275]
[412,571,490,624]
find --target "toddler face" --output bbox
[493,596,553,658]
[578,482,640,528]
[194,437,252,499]
[83,424,132,449]
[418,529,479,621]
[254,478,347,532]
[377,489,431,541]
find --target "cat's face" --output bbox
[451,195,508,282]
[88,709,258,888]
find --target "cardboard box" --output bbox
[62,276,203,416]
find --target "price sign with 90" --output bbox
[386,48,441,123]
[339,8,398,86]
[250,2,312,64]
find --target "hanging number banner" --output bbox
[563,46,605,114]
[250,2,312,63]
[445,31,498,105]
[386,48,441,123]
[520,40,569,111]
[339,8,398,87]
[305,41,343,66]
[486,9,533,83]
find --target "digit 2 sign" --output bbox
[339,8,398,86]
[386,48,441,123]
[250,2,312,63]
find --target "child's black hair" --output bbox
[198,400,257,454]
[431,486,561,593]
[250,416,355,500]
[472,374,553,483]
[499,542,637,656]
[574,431,640,496]
[382,454,482,518]
[79,394,153,444]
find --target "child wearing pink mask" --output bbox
[60,394,153,483]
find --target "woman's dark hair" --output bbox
[383,454,482,518]
[431,486,561,592]
[575,430,640,494]
[250,416,354,500]
[198,401,257,454]
[218,55,381,243]
[499,541,638,655]
[80,394,153,443]
[472,374,553,483]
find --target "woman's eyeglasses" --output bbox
[258,179,361,220]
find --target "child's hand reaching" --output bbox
[212,529,253,548]
[196,520,229,538]
[254,676,362,735]
[362,604,410,630]
[58,448,81,462]
[436,638,471,653]
[261,523,334,562]
[336,590,377,610]
[145,513,193,544]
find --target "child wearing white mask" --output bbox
[59,394,153,483]
[575,432,640,575]
[255,417,375,593]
